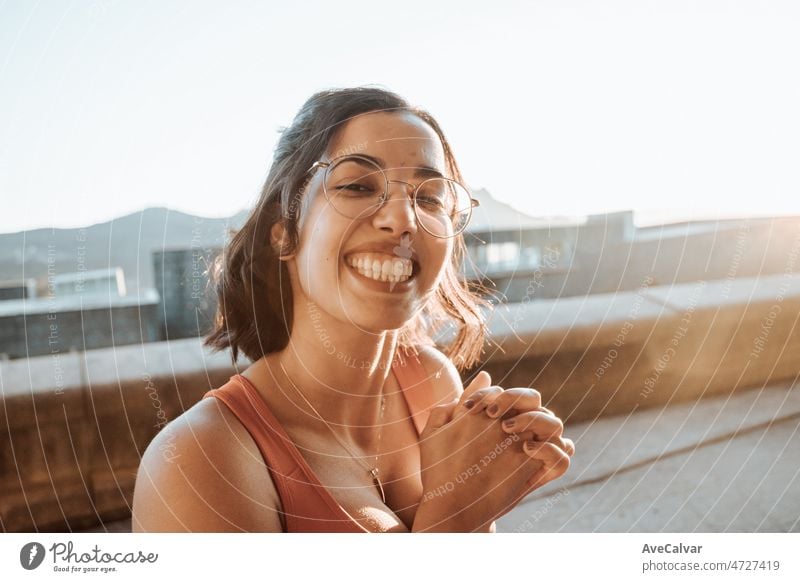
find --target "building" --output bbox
[152,247,221,340]
[52,267,126,298]
[462,190,799,303]
[0,278,37,301]
[0,290,160,360]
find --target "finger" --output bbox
[465,386,504,415]
[515,430,536,442]
[544,435,574,456]
[452,385,502,420]
[420,399,458,436]
[522,441,571,491]
[484,388,542,419]
[459,371,492,404]
[520,433,574,457]
[500,410,563,440]
[526,429,573,457]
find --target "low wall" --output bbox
[0,339,244,532]
[476,273,800,424]
[1,273,798,531]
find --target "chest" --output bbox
[301,430,423,532]
[283,379,424,532]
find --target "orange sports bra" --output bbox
[202,348,441,532]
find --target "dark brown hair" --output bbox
[204,86,491,371]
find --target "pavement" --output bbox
[497,381,800,532]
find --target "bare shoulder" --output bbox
[413,345,464,403]
[131,396,284,532]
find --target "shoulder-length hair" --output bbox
[204,86,491,371]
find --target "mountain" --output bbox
[0,188,553,296]
[0,207,249,294]
[467,188,581,231]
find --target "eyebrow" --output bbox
[356,153,446,179]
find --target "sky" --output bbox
[1,0,799,233]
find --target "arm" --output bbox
[131,399,284,532]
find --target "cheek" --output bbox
[434,239,453,274]
[428,240,453,280]
[294,249,340,295]
[293,205,347,282]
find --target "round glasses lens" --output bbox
[324,157,386,219]
[415,178,473,238]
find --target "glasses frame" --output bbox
[307,154,479,239]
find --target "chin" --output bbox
[354,313,412,333]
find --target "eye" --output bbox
[415,181,454,213]
[326,157,385,197]
[333,182,380,196]
[417,195,446,210]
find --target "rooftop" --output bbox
[0,288,160,317]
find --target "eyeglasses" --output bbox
[307,154,479,239]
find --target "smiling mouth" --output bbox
[344,253,419,285]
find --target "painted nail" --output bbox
[464,399,475,409]
[502,418,515,429]
[487,404,499,417]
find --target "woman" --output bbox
[132,87,573,532]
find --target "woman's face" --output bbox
[277,111,453,333]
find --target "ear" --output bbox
[270,221,294,260]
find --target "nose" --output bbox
[371,180,419,236]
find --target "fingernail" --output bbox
[464,399,475,409]
[502,418,515,429]
[524,440,537,451]
[487,404,499,417]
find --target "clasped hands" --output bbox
[457,370,574,473]
[416,371,574,529]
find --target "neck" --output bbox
[261,299,401,439]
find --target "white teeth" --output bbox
[346,252,415,283]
